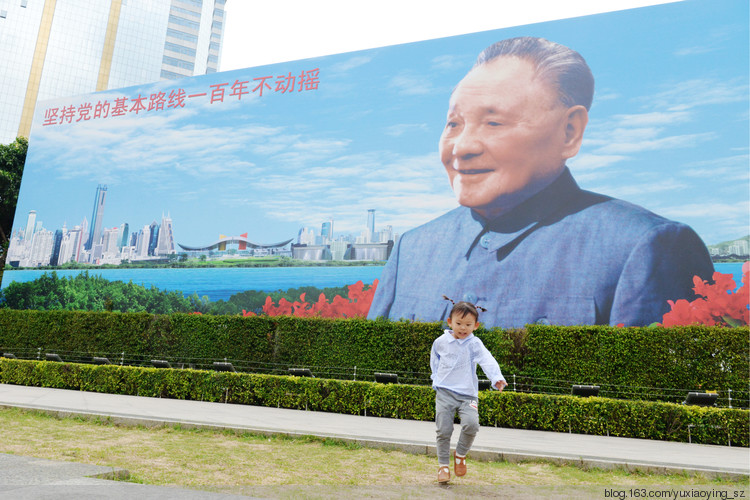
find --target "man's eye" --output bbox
[488,121,503,126]
[446,121,459,129]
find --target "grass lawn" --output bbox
[0,407,747,499]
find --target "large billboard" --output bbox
[2,0,748,327]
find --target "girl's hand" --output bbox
[495,380,508,392]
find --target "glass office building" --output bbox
[0,0,226,143]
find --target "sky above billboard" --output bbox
[13,0,749,250]
[220,0,682,70]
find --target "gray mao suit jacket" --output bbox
[367,168,714,328]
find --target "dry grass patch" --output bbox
[0,407,746,495]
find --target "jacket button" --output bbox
[479,234,491,248]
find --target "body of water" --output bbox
[1,262,744,303]
[0,266,385,302]
[713,262,745,290]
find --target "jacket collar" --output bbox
[463,167,582,255]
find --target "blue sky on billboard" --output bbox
[15,0,749,250]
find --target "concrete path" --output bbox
[0,383,747,498]
[0,453,252,499]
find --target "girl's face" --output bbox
[447,313,478,340]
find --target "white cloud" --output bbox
[674,28,734,57]
[594,91,621,102]
[388,72,436,96]
[291,138,351,154]
[431,54,468,72]
[593,132,715,155]
[305,165,369,178]
[224,147,451,235]
[610,111,692,127]
[569,154,627,171]
[645,78,748,112]
[657,201,750,220]
[329,56,373,73]
[384,123,430,137]
[683,154,750,181]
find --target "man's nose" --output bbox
[451,130,482,160]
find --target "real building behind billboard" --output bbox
[0,0,226,143]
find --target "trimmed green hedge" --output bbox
[0,310,747,406]
[0,359,746,447]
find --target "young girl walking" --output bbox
[430,299,507,483]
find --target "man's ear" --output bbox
[561,105,588,159]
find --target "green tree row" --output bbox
[0,137,28,285]
[0,271,350,316]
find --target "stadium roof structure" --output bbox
[177,235,293,251]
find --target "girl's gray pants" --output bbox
[434,387,480,465]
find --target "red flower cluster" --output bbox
[259,279,378,319]
[662,262,749,327]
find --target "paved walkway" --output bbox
[0,383,747,498]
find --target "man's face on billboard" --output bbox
[438,56,582,219]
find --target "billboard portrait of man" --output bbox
[367,37,715,328]
[3,1,745,324]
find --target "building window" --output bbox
[161,69,187,80]
[167,28,198,44]
[0,10,7,18]
[169,14,200,31]
[177,0,203,7]
[163,55,195,71]
[171,6,201,19]
[21,0,28,8]
[164,42,196,57]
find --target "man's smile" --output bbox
[453,168,494,175]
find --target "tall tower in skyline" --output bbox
[0,0,227,143]
[118,222,129,250]
[321,219,333,242]
[148,221,160,256]
[156,213,175,255]
[366,209,375,242]
[85,185,107,251]
[24,210,36,241]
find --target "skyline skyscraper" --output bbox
[85,185,107,251]
[118,223,129,250]
[366,209,375,243]
[321,220,333,242]
[156,213,175,255]
[24,210,36,241]
[0,0,227,143]
[50,228,63,266]
[148,221,160,256]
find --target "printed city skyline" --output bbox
[7,179,395,267]
[9,0,749,254]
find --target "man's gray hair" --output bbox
[475,37,594,111]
